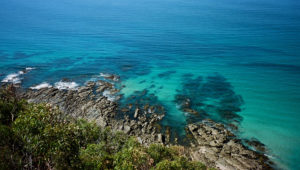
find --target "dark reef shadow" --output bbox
[175,73,244,126]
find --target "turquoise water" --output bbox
[1,0,300,169]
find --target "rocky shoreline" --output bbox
[14,77,273,170]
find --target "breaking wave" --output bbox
[54,81,79,90]
[1,67,35,84]
[30,82,52,90]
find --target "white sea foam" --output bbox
[18,70,25,75]
[30,82,52,90]
[1,67,35,84]
[103,90,116,102]
[100,73,110,77]
[1,73,21,84]
[25,67,35,71]
[54,81,79,90]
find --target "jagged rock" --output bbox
[124,125,131,134]
[157,133,163,143]
[134,108,139,118]
[187,120,272,170]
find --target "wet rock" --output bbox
[244,138,267,153]
[100,73,120,82]
[228,123,239,131]
[183,108,198,115]
[96,85,107,93]
[134,108,139,118]
[86,81,96,88]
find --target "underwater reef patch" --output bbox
[175,73,244,127]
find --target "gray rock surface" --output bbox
[187,120,273,170]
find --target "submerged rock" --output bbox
[100,73,120,82]
[243,138,267,153]
[175,74,244,125]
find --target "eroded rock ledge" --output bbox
[187,120,273,170]
[17,81,273,170]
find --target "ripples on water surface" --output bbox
[1,0,300,169]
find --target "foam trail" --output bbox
[30,82,52,90]
[1,73,21,84]
[25,67,35,71]
[54,81,79,90]
[100,73,110,77]
[1,67,35,84]
[103,90,116,101]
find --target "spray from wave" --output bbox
[54,81,79,90]
[30,82,52,90]
[1,67,35,84]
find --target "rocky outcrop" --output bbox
[20,81,117,127]
[15,80,274,170]
[187,120,273,170]
[18,80,165,146]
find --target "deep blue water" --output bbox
[1,0,300,169]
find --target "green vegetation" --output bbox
[0,85,207,169]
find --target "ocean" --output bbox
[1,0,300,169]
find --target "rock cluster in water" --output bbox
[14,76,273,170]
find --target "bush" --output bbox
[0,85,26,125]
[147,144,175,164]
[0,124,24,169]
[114,138,152,170]
[0,86,27,169]
[80,143,114,169]
[12,103,101,169]
[98,127,129,154]
[155,157,206,170]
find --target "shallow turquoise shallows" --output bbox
[1,0,300,169]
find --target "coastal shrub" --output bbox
[0,124,24,169]
[154,157,206,170]
[79,129,129,169]
[98,127,129,154]
[147,144,205,170]
[147,144,176,164]
[0,86,27,169]
[0,85,26,125]
[12,103,101,169]
[114,138,152,170]
[80,143,114,169]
